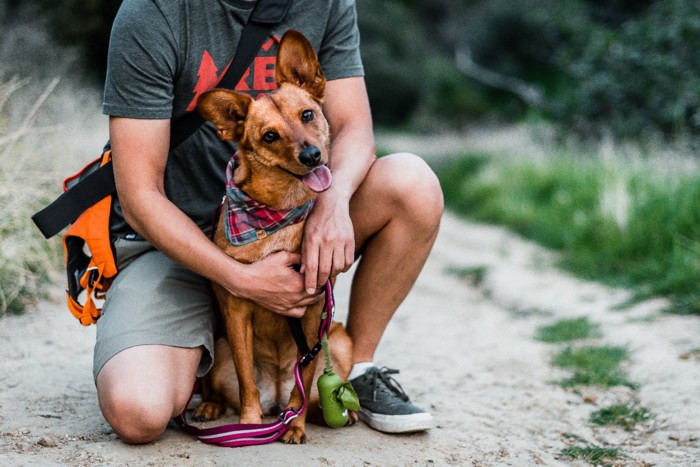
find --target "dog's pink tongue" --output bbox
[302,165,332,192]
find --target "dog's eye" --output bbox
[301,110,315,124]
[262,131,279,144]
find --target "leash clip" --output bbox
[299,342,322,367]
[280,408,300,425]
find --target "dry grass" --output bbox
[0,7,107,315]
[1,78,59,314]
[0,76,107,315]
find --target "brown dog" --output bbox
[192,30,354,444]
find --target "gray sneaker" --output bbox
[349,366,432,433]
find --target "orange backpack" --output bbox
[32,148,117,325]
[61,150,117,325]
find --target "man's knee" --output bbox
[377,153,444,223]
[95,345,200,444]
[97,380,178,444]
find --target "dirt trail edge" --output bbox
[1,212,698,466]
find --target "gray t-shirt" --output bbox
[103,0,364,236]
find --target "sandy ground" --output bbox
[1,209,699,466]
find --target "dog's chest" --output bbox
[252,311,297,358]
[251,298,324,371]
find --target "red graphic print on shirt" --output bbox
[187,36,280,111]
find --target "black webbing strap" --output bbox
[287,317,311,355]
[31,161,116,239]
[31,0,292,239]
[287,317,323,367]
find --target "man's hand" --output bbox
[301,187,355,293]
[231,251,325,317]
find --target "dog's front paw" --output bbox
[346,411,358,426]
[279,426,307,444]
[193,401,225,422]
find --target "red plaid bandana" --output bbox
[223,155,314,246]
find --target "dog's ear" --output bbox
[276,30,326,102]
[197,89,253,141]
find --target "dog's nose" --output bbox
[299,146,322,167]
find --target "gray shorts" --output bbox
[93,237,217,380]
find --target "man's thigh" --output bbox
[93,238,218,381]
[96,344,202,410]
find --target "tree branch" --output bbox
[0,76,31,114]
[455,46,544,107]
[0,77,61,158]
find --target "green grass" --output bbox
[560,445,625,465]
[438,151,700,315]
[553,345,637,389]
[590,403,651,431]
[536,317,602,343]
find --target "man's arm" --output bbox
[301,76,376,292]
[109,117,323,316]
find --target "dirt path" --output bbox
[1,212,698,466]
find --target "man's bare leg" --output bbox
[348,153,443,362]
[345,152,442,433]
[96,345,202,444]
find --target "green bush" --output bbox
[356,0,493,127]
[7,0,121,80]
[548,0,700,141]
[356,0,426,126]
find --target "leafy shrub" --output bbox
[548,0,700,141]
[7,0,120,80]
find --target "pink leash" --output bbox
[173,281,335,447]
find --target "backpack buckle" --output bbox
[87,267,100,288]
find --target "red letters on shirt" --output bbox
[187,36,280,110]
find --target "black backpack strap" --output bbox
[32,159,116,239]
[32,0,292,239]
